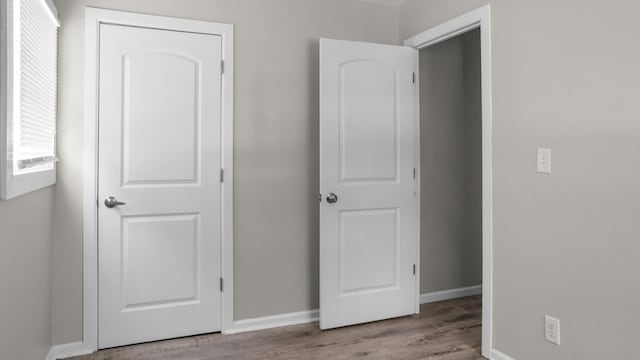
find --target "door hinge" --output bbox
[412,72,415,84]
[220,168,224,183]
[413,264,416,275]
[221,60,224,75]
[220,277,224,292]
[96,198,99,207]
[413,168,416,179]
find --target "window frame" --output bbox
[1,0,59,200]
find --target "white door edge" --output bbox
[83,7,234,351]
[404,5,493,358]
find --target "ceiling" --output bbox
[358,0,408,6]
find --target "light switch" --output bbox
[537,148,551,174]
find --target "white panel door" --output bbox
[320,39,418,329]
[98,24,222,348]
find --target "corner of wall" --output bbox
[491,349,516,360]
[47,342,94,360]
[395,1,404,44]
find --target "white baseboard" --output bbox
[46,342,94,360]
[419,285,482,304]
[491,349,515,360]
[224,309,319,335]
[224,286,481,335]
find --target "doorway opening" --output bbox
[418,26,483,353]
[405,5,493,358]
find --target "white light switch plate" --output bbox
[537,148,551,174]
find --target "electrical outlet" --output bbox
[545,315,560,345]
[537,148,552,174]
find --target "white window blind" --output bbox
[14,0,59,173]
[1,0,59,199]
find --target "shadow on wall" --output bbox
[307,38,321,308]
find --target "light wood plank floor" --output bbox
[68,296,483,360]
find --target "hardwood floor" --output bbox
[68,296,483,360]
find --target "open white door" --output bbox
[319,39,419,329]
[98,24,223,348]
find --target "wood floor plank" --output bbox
[68,296,483,360]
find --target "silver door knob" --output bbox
[326,193,338,204]
[104,196,126,208]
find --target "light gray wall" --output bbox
[462,30,483,292]
[403,1,640,359]
[419,29,482,294]
[51,0,399,345]
[0,188,53,360]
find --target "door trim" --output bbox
[83,7,234,351]
[404,5,493,358]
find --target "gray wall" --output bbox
[51,0,399,345]
[419,29,482,294]
[403,1,640,359]
[0,188,53,360]
[50,1,640,357]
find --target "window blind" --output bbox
[15,0,59,172]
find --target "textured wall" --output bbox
[402,1,640,359]
[0,188,53,360]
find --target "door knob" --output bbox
[326,193,338,204]
[104,196,126,208]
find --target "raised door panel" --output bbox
[340,61,398,184]
[340,208,399,295]
[121,214,200,310]
[123,53,200,186]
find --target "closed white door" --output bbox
[319,39,418,329]
[98,24,223,348]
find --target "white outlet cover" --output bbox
[545,315,561,345]
[537,148,552,174]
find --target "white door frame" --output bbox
[83,7,234,351]
[404,5,493,358]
